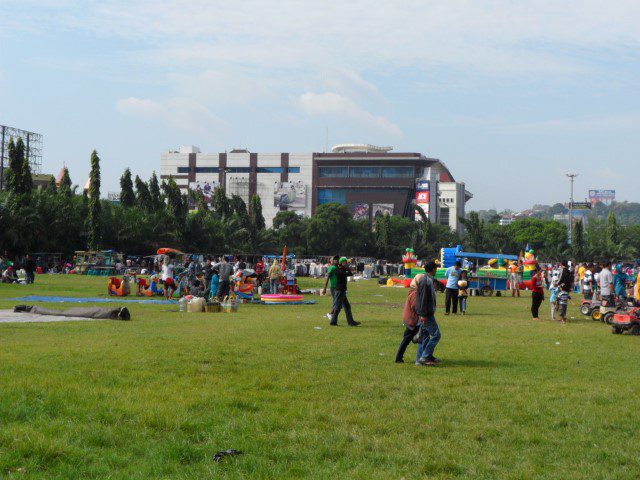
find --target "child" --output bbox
[209,269,220,300]
[395,274,423,363]
[549,283,559,321]
[458,270,469,315]
[557,289,571,324]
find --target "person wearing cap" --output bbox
[329,257,360,326]
[415,260,441,366]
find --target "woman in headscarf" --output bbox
[395,274,424,363]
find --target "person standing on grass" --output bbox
[321,256,339,321]
[582,264,594,300]
[395,274,424,363]
[161,256,176,300]
[24,254,36,285]
[458,270,469,315]
[268,259,282,294]
[218,256,233,300]
[515,259,524,296]
[329,257,360,326]
[531,265,545,320]
[416,261,441,366]
[444,261,461,315]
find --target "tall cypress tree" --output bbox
[573,219,585,261]
[119,168,135,207]
[6,137,19,194]
[134,175,152,211]
[59,167,72,197]
[47,175,58,192]
[212,186,231,219]
[607,212,619,246]
[87,150,102,249]
[149,171,163,212]
[18,138,32,195]
[250,194,265,231]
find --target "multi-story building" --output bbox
[160,144,472,234]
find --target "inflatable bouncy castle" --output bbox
[402,248,417,277]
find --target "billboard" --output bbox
[189,180,219,207]
[372,203,394,216]
[588,189,615,206]
[415,180,430,221]
[350,203,370,221]
[274,181,307,209]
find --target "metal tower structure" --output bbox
[0,124,43,190]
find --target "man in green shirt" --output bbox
[322,256,339,321]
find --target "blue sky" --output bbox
[1,0,639,210]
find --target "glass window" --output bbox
[177,166,189,173]
[195,167,219,173]
[257,167,283,173]
[318,189,347,205]
[226,167,252,173]
[439,207,450,226]
[349,167,380,178]
[319,167,348,178]
[381,167,413,178]
[288,167,300,173]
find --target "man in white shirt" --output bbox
[582,264,594,300]
[599,261,614,304]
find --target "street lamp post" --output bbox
[566,173,578,244]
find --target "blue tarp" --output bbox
[11,295,178,305]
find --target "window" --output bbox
[318,189,347,205]
[439,206,450,226]
[349,167,380,178]
[288,167,300,173]
[226,167,251,173]
[177,167,189,174]
[319,167,348,178]
[382,167,414,178]
[257,167,283,173]
[196,167,219,173]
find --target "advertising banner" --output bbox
[588,189,615,206]
[415,180,430,220]
[189,180,219,205]
[372,203,394,216]
[274,181,307,209]
[350,203,370,221]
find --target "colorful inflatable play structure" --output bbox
[137,275,165,297]
[108,276,131,296]
[402,248,417,277]
[261,294,304,304]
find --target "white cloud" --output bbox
[116,97,227,135]
[499,113,640,135]
[298,92,402,137]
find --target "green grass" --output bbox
[1,275,639,479]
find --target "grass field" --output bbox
[1,275,640,479]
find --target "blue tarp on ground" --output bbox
[11,295,178,305]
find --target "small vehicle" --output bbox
[611,308,640,335]
[598,298,620,324]
[581,299,601,318]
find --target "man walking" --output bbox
[416,261,441,366]
[329,257,360,326]
[444,261,461,315]
[321,256,339,321]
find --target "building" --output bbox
[160,144,472,234]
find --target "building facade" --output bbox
[160,144,472,234]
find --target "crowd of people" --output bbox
[0,253,36,284]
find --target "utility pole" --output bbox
[566,173,578,244]
[0,125,5,190]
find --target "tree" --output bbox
[149,171,163,212]
[134,175,152,211]
[162,177,188,232]
[18,138,32,195]
[47,175,57,193]
[249,194,266,231]
[59,167,72,197]
[119,168,135,208]
[460,211,485,251]
[86,150,102,249]
[374,212,391,258]
[212,187,231,218]
[573,219,585,261]
[6,137,26,195]
[607,212,619,246]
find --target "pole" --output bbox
[566,173,578,244]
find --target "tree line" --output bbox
[1,141,633,261]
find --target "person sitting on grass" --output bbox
[1,266,19,284]
[395,274,424,363]
[416,261,441,366]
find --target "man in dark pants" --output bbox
[329,257,361,326]
[415,261,442,366]
[24,254,36,284]
[217,256,232,300]
[444,261,462,315]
